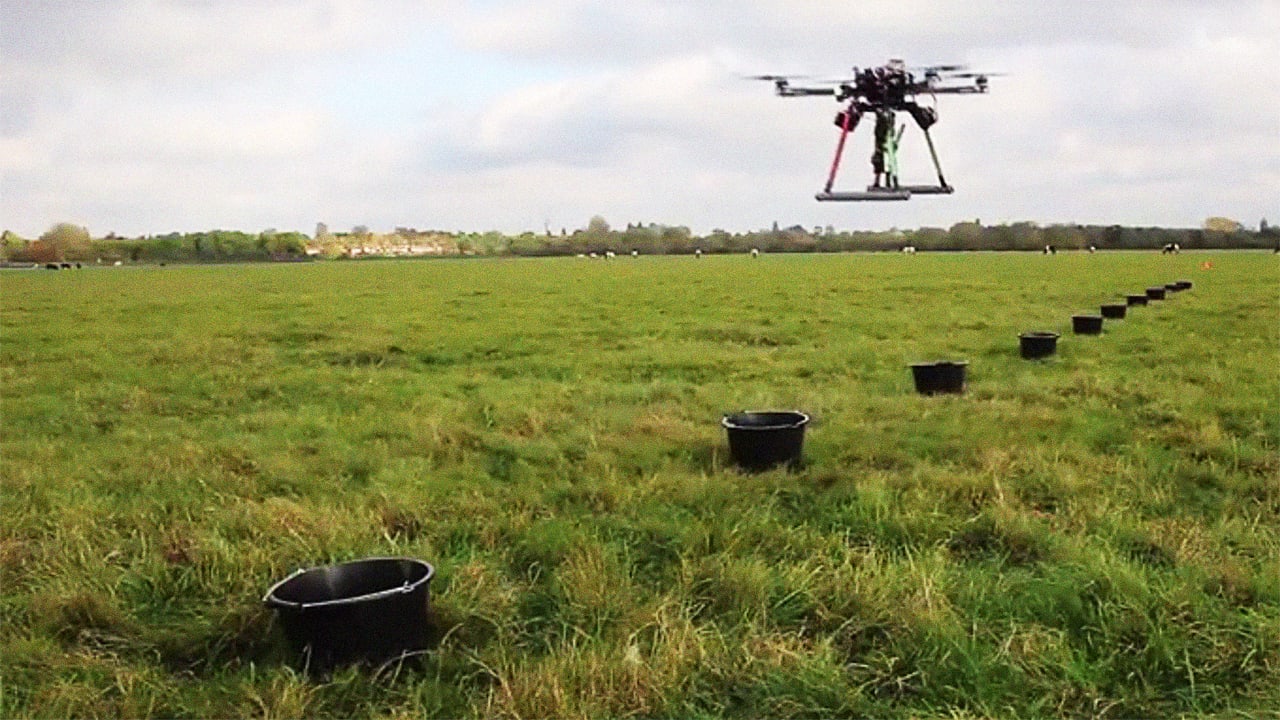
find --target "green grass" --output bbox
[2,251,1278,718]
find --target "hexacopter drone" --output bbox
[753,59,998,201]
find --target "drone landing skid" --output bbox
[815,184,953,202]
[896,184,954,195]
[816,189,911,202]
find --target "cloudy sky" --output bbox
[2,1,1276,237]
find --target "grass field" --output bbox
[2,251,1278,718]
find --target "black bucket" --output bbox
[910,361,968,395]
[1100,303,1127,319]
[1165,282,1182,293]
[1146,286,1166,300]
[1175,279,1193,290]
[722,411,809,471]
[1126,294,1149,306]
[1072,315,1103,335]
[264,557,434,674]
[1019,332,1059,359]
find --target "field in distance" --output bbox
[2,251,1277,718]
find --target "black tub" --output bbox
[1165,282,1182,293]
[1072,315,1103,335]
[1019,332,1059,359]
[1175,279,1193,290]
[910,361,968,395]
[1100,303,1127,319]
[1146,286,1166,300]
[722,411,809,471]
[1126,294,1149,306]
[264,557,434,674]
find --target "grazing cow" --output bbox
[1087,245,1097,254]
[694,249,703,258]
[750,248,760,258]
[901,245,916,254]
[1161,242,1180,254]
[45,263,60,270]
[1043,244,1057,255]
[605,250,616,259]
[631,249,639,257]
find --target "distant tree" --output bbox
[22,240,60,264]
[910,227,948,250]
[660,225,694,254]
[1203,216,1242,233]
[586,215,610,234]
[350,225,371,253]
[37,222,92,261]
[948,221,983,247]
[1,230,29,260]
[257,228,277,250]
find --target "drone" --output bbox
[752,59,997,201]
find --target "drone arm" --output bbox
[778,86,838,97]
[925,85,987,95]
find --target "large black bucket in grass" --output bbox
[1175,279,1193,291]
[264,557,434,674]
[1126,294,1149,306]
[722,411,809,471]
[1100,303,1127,319]
[1019,332,1059,359]
[1165,282,1182,293]
[1146,286,1166,300]
[910,361,968,395]
[1072,315,1104,335]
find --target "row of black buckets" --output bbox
[265,279,1197,675]
[1021,278,1193,358]
[706,281,1197,473]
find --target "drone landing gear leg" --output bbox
[896,127,955,195]
[822,108,860,194]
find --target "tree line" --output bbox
[2,217,1275,265]
[1,225,309,264]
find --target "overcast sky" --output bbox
[2,1,1277,237]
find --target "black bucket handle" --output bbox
[263,558,435,611]
[721,410,811,430]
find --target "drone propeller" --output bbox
[744,74,810,82]
[915,64,967,74]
